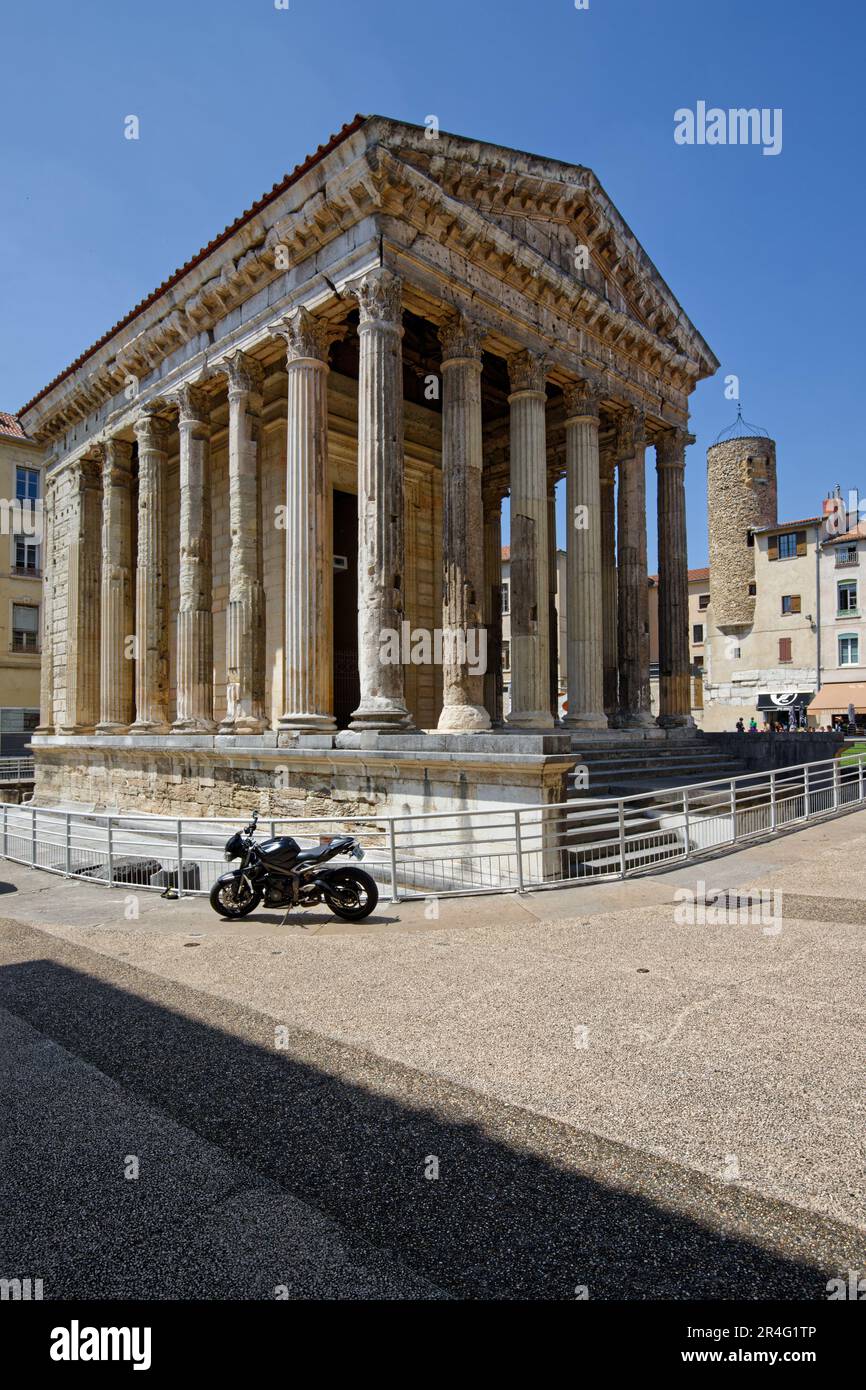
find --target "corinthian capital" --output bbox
[172,382,211,428]
[101,437,134,486]
[615,407,646,461]
[438,312,485,364]
[274,305,342,364]
[655,425,690,468]
[222,349,264,398]
[562,377,601,423]
[347,266,403,329]
[507,349,549,396]
[133,405,170,450]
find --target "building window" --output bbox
[698,593,710,610]
[777,532,797,560]
[781,594,801,615]
[501,581,510,616]
[779,637,792,663]
[11,604,39,652]
[15,467,39,503]
[838,579,858,615]
[692,623,704,643]
[0,706,39,757]
[839,634,859,666]
[14,535,39,574]
[501,640,510,671]
[748,581,757,596]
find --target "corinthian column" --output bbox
[274,307,337,734]
[220,351,267,733]
[171,385,216,732]
[437,313,490,732]
[482,479,506,726]
[60,455,102,733]
[616,409,653,726]
[599,445,618,719]
[97,438,135,732]
[36,479,56,733]
[656,427,694,727]
[347,267,415,731]
[563,381,606,728]
[505,349,553,729]
[131,407,171,732]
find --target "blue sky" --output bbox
[1,0,862,567]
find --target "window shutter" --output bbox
[796,530,807,557]
[768,534,779,561]
[779,637,792,662]
[791,594,801,613]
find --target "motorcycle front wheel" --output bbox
[323,868,379,921]
[209,875,262,919]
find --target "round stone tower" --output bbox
[707,428,777,629]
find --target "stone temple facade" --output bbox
[21,116,718,819]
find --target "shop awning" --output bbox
[808,682,866,713]
[756,691,814,711]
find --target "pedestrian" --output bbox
[735,718,745,734]
[748,717,758,733]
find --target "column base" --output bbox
[219,715,269,736]
[95,721,131,735]
[615,710,656,729]
[278,713,338,734]
[657,713,695,729]
[59,724,97,735]
[130,719,171,735]
[563,712,609,730]
[505,709,555,731]
[349,700,416,733]
[172,718,219,735]
[437,703,492,734]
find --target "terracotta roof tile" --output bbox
[0,411,27,439]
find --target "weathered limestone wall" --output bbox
[32,740,572,821]
[707,437,777,629]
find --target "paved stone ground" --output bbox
[1,810,865,1299]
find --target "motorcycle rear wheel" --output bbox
[323,868,379,921]
[209,876,263,919]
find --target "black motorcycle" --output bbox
[209,812,379,921]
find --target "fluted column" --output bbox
[220,352,267,733]
[547,475,560,719]
[274,307,337,734]
[36,479,56,733]
[656,427,694,727]
[437,313,490,732]
[563,382,606,728]
[505,349,553,729]
[482,482,506,726]
[599,445,618,719]
[131,408,171,732]
[348,267,415,731]
[616,409,653,726]
[97,438,135,732]
[60,455,102,733]
[171,385,216,732]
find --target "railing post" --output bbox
[65,812,72,876]
[803,763,811,820]
[859,754,864,804]
[176,818,184,897]
[514,809,525,891]
[618,800,627,878]
[832,757,840,811]
[729,780,737,845]
[769,771,777,831]
[682,787,690,856]
[107,815,114,886]
[2,802,7,858]
[388,819,399,904]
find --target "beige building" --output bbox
[809,504,866,727]
[20,116,717,818]
[0,413,43,755]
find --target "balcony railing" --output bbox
[836,551,859,567]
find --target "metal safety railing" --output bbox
[0,752,863,904]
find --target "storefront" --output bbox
[756,690,815,728]
[806,682,866,730]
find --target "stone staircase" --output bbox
[567,736,749,800]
